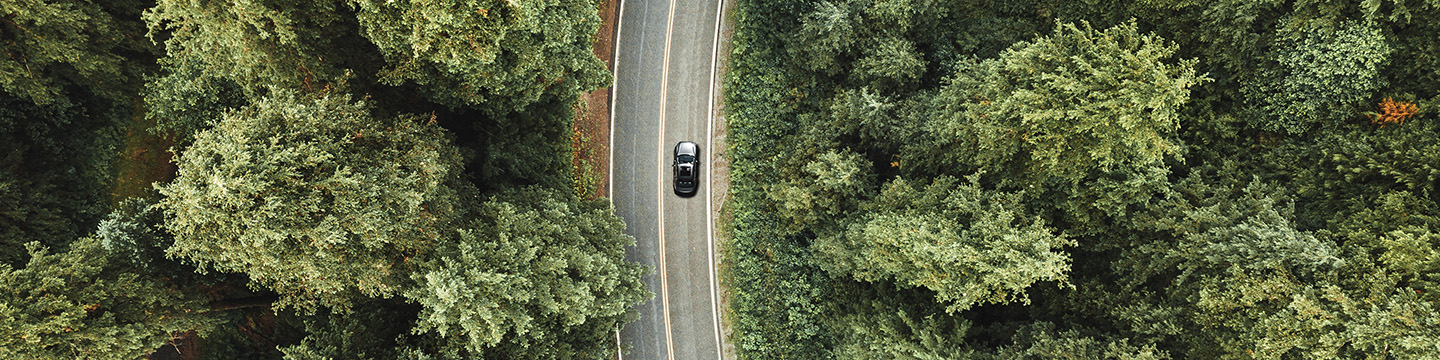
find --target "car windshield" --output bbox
[678,154,696,163]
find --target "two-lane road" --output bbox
[609,0,726,358]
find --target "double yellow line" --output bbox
[611,0,726,358]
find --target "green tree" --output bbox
[0,170,77,267]
[723,0,1440,358]
[816,175,1074,312]
[991,322,1168,360]
[350,0,611,111]
[765,149,876,235]
[142,0,367,141]
[909,20,1201,185]
[1,0,149,260]
[404,186,649,358]
[792,0,864,76]
[144,0,611,141]
[158,92,464,311]
[0,236,218,359]
[277,299,419,360]
[827,282,974,360]
[1243,20,1392,134]
[1,0,152,106]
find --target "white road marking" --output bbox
[609,0,623,210]
[616,326,625,360]
[705,0,725,358]
[612,0,727,358]
[657,0,678,357]
[610,0,627,358]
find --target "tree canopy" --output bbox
[158,92,465,311]
[724,0,1440,358]
[405,187,648,358]
[3,0,640,357]
[0,236,218,359]
[913,20,1201,185]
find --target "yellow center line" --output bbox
[657,0,678,357]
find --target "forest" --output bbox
[2,0,648,358]
[723,0,1440,359]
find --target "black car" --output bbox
[673,141,700,197]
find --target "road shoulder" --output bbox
[578,0,620,200]
[710,0,736,358]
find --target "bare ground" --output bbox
[576,0,620,200]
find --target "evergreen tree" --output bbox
[1,0,153,106]
[909,20,1202,185]
[1243,20,1392,134]
[158,92,464,311]
[350,0,611,112]
[0,170,77,267]
[405,186,649,358]
[0,236,219,359]
[723,0,1440,358]
[827,282,974,360]
[816,175,1073,313]
[144,0,612,141]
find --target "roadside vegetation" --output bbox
[1,0,645,358]
[723,0,1440,358]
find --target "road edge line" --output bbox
[610,0,626,357]
[705,0,726,358]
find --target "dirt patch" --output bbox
[111,106,175,204]
[574,0,620,200]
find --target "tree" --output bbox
[277,299,420,360]
[816,175,1074,313]
[909,20,1202,185]
[143,0,612,141]
[1,0,152,106]
[765,149,876,235]
[792,0,864,76]
[404,186,649,358]
[1243,20,1392,134]
[2,0,150,260]
[992,322,1169,360]
[157,91,465,311]
[0,170,78,267]
[350,0,611,112]
[142,0,369,141]
[827,282,974,360]
[723,0,1440,358]
[0,236,219,359]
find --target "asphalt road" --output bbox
[609,0,726,359]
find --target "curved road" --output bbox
[609,0,727,359]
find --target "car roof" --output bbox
[675,141,698,156]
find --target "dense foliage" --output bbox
[723,0,1440,358]
[404,187,648,358]
[3,0,640,358]
[0,236,218,359]
[157,92,465,311]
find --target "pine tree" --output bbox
[911,20,1202,185]
[816,175,1073,313]
[1243,20,1392,134]
[0,236,219,359]
[405,186,649,358]
[157,91,464,312]
[350,0,611,112]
